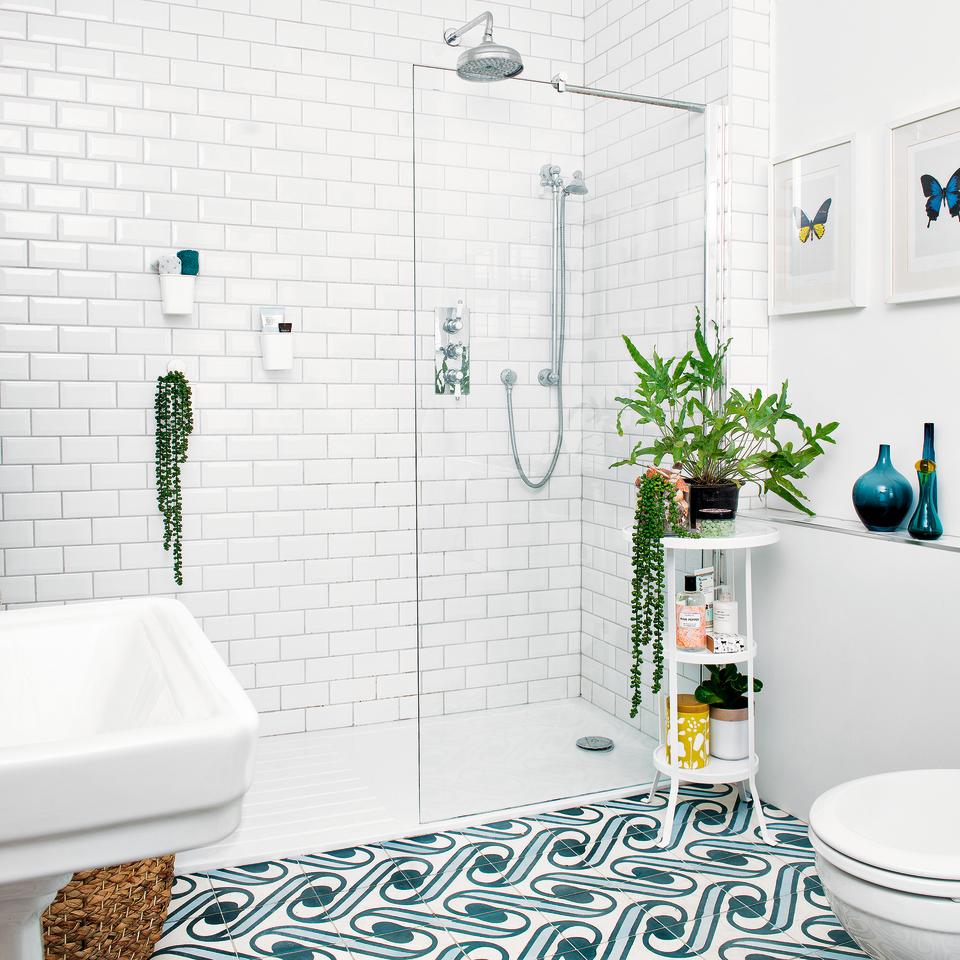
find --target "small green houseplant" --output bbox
[695,663,762,762]
[694,663,762,710]
[613,308,838,521]
[154,370,194,586]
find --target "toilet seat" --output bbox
[811,828,960,899]
[809,769,960,898]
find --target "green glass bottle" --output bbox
[907,459,943,541]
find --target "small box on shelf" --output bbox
[706,632,747,654]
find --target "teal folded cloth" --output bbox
[177,249,199,275]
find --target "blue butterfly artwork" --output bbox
[920,168,960,226]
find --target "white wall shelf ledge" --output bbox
[743,508,960,554]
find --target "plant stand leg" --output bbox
[738,780,749,803]
[646,772,662,802]
[657,776,680,847]
[646,772,662,803]
[748,772,774,845]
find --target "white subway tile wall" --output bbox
[579,0,769,737]
[413,67,584,717]
[0,0,586,736]
[0,0,765,737]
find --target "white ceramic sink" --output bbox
[0,598,258,960]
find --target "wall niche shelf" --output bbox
[647,520,779,847]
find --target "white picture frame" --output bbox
[769,136,861,316]
[889,101,960,303]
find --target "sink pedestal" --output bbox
[0,874,71,960]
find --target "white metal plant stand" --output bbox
[647,520,780,847]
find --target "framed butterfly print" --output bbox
[769,137,861,315]
[889,102,960,303]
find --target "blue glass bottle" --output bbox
[922,422,937,511]
[852,444,913,532]
[908,459,943,541]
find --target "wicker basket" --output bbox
[42,856,176,960]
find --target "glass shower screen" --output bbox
[411,64,716,823]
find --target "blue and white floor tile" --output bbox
[153,784,868,960]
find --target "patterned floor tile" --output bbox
[204,859,355,959]
[153,873,238,958]
[156,785,865,960]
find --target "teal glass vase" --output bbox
[852,444,913,532]
[908,459,943,541]
[922,422,937,511]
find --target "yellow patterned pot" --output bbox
[665,694,710,769]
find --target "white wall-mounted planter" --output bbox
[261,332,294,370]
[160,274,195,316]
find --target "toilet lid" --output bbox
[809,769,960,882]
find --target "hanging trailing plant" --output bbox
[154,370,194,586]
[629,467,691,718]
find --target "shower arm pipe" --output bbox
[551,74,706,114]
[443,11,494,46]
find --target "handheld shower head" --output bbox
[563,171,588,196]
[443,11,524,82]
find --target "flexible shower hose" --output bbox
[503,192,567,490]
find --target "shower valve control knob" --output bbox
[443,343,463,360]
[444,369,464,400]
[443,317,463,334]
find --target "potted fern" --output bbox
[613,309,838,526]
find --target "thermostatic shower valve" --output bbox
[435,300,469,400]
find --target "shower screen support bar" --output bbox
[551,74,706,114]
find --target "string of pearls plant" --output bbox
[154,371,194,586]
[629,468,691,718]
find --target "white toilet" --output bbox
[808,769,960,960]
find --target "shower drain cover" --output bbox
[576,735,614,752]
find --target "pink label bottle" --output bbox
[676,574,707,650]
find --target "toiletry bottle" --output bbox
[694,566,714,630]
[676,574,707,650]
[713,585,739,635]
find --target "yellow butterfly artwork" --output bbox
[792,198,832,243]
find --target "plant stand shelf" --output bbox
[647,519,780,847]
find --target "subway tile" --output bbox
[1,95,55,125]
[28,128,85,157]
[0,38,55,69]
[28,14,85,46]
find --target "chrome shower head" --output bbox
[455,40,523,82]
[443,11,524,83]
[563,171,588,196]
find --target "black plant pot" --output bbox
[686,481,740,529]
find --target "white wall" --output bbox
[579,0,769,736]
[754,0,960,819]
[769,0,956,528]
[412,68,584,716]
[755,523,960,819]
[0,0,583,736]
[0,0,761,742]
